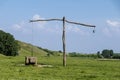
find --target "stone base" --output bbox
[25,56,37,65]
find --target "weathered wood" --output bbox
[25,56,37,65]
[62,17,66,67]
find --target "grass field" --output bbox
[0,54,120,80]
[0,41,120,80]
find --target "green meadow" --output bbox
[0,41,120,80]
[0,55,120,80]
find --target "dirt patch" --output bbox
[37,64,53,68]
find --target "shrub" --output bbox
[113,53,120,59]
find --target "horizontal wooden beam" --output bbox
[30,18,96,28]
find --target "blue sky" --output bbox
[0,0,120,53]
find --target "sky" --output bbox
[0,0,120,53]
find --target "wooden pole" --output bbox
[62,17,66,67]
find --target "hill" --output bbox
[17,40,48,57]
[17,40,62,57]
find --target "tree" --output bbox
[0,30,19,56]
[101,49,114,58]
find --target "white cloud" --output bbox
[32,14,46,28]
[11,21,31,35]
[106,20,120,32]
[13,24,22,30]
[32,14,41,20]
[11,14,46,34]
[12,21,27,30]
[103,19,120,37]
[106,20,120,27]
[12,21,24,30]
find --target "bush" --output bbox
[113,53,120,59]
[69,52,98,58]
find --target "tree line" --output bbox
[69,52,98,58]
[0,30,19,56]
[97,49,120,59]
[69,49,120,59]
[37,46,62,56]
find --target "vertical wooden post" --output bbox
[62,16,66,67]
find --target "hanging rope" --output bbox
[31,22,34,57]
